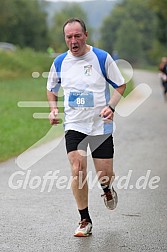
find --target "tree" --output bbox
[0,0,49,50]
[99,5,124,54]
[0,0,16,42]
[49,3,92,52]
[149,0,167,46]
[115,19,143,64]
[99,0,157,64]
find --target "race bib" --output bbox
[69,91,94,108]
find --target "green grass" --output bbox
[0,48,53,79]
[0,77,64,162]
[0,48,134,162]
[123,78,133,97]
[0,48,65,161]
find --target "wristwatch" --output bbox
[107,104,115,113]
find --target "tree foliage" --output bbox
[0,0,92,52]
[0,0,48,50]
[99,0,166,65]
[49,3,92,53]
[115,19,143,63]
[149,0,167,46]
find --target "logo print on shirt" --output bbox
[84,65,92,76]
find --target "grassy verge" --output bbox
[0,48,53,79]
[0,77,64,162]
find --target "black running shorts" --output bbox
[65,130,114,159]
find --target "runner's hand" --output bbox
[48,108,60,125]
[99,106,114,122]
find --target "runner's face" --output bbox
[64,22,88,57]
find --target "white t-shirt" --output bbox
[47,46,124,135]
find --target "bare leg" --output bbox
[93,158,118,210]
[67,150,88,210]
[93,158,115,186]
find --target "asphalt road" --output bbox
[0,70,167,252]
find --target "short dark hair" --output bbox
[63,18,87,34]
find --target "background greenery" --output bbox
[99,0,167,66]
[0,0,166,65]
[0,49,65,161]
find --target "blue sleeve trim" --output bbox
[51,52,67,92]
[92,47,118,88]
[54,52,67,82]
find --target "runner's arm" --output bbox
[47,90,59,125]
[100,84,126,120]
[108,84,126,109]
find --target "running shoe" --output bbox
[101,187,118,210]
[74,219,92,237]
